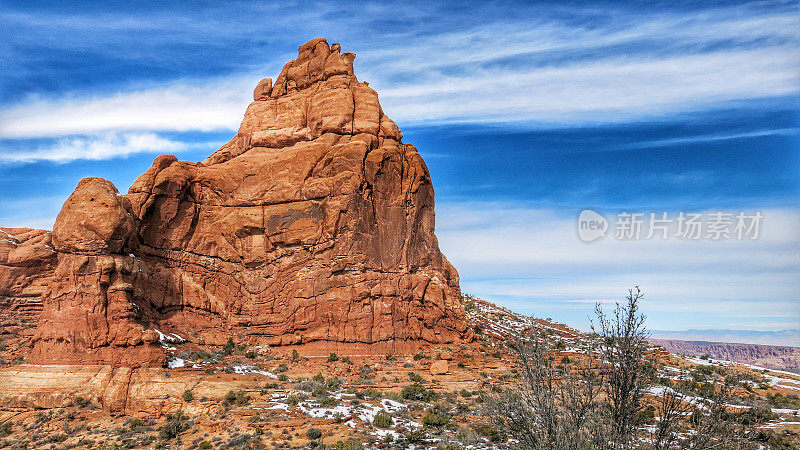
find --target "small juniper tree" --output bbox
[592,286,655,448]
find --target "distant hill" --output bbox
[648,338,800,372]
[649,329,800,347]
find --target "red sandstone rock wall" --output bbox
[21,38,470,366]
[0,228,56,353]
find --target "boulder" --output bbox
[430,360,449,375]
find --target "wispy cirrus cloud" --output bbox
[0,132,193,163]
[0,2,797,140]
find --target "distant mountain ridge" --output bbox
[649,329,800,347]
[648,338,800,371]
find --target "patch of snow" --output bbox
[168,357,186,369]
[772,408,800,415]
[231,365,278,378]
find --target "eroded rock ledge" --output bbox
[21,38,471,367]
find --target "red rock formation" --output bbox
[0,228,56,355]
[24,38,470,366]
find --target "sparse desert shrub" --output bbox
[223,390,250,406]
[306,427,322,440]
[328,439,364,450]
[73,396,92,408]
[473,424,506,443]
[0,420,12,437]
[327,352,339,362]
[739,404,778,425]
[422,410,450,428]
[320,397,339,407]
[752,429,797,450]
[413,352,429,361]
[158,411,192,440]
[198,441,212,449]
[325,376,344,390]
[278,373,288,382]
[359,365,374,378]
[408,372,424,383]
[275,363,289,373]
[287,394,307,405]
[373,410,393,428]
[473,325,484,335]
[402,383,436,401]
[222,337,236,355]
[291,349,300,362]
[454,427,480,445]
[404,428,427,443]
[182,389,194,403]
[45,433,67,443]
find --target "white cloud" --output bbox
[0,76,255,139]
[0,5,797,139]
[436,201,800,329]
[0,132,192,163]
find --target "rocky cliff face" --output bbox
[0,228,56,358]
[649,339,800,371]
[21,38,470,366]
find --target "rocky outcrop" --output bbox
[0,228,56,355]
[23,38,470,366]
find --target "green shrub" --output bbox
[404,428,427,443]
[222,338,236,356]
[45,433,67,443]
[327,352,339,362]
[287,394,307,405]
[473,424,506,443]
[359,365,374,377]
[291,349,300,362]
[422,410,450,428]
[373,410,393,428]
[278,373,289,382]
[182,390,194,403]
[306,427,322,440]
[739,404,778,425]
[361,387,381,399]
[275,363,289,373]
[328,439,364,450]
[320,397,339,407]
[198,441,212,449]
[413,352,429,361]
[159,411,191,440]
[223,390,250,406]
[0,421,11,437]
[402,383,436,401]
[408,372,424,383]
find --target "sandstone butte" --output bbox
[0,38,472,367]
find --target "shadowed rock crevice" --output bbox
[21,38,471,366]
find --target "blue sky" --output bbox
[1,0,798,341]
